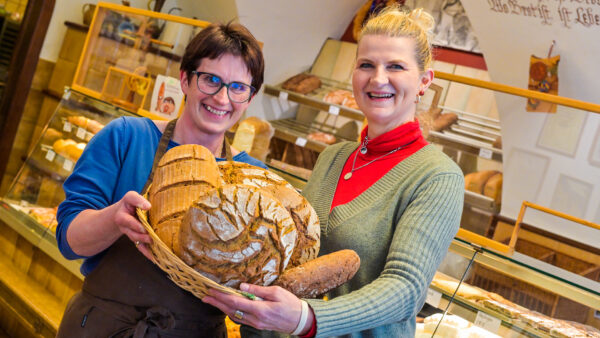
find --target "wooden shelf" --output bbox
[264,75,364,122]
[428,130,503,162]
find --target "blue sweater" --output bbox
[56,117,267,275]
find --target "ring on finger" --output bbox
[135,241,140,247]
[233,309,244,320]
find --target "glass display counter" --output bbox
[71,2,210,120]
[1,88,134,277]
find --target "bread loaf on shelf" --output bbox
[432,112,459,131]
[273,249,360,298]
[464,170,502,204]
[232,116,274,162]
[323,89,359,109]
[281,73,321,94]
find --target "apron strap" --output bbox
[222,136,233,162]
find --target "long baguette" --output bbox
[273,249,360,298]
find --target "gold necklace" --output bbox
[343,138,418,180]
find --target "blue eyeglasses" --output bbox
[191,71,255,103]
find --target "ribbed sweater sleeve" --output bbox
[302,143,464,338]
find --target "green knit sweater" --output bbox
[242,142,463,338]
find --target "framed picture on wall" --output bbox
[404,0,480,53]
[537,107,587,157]
[589,125,600,167]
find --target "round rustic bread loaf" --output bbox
[148,144,221,254]
[179,184,297,287]
[218,161,320,267]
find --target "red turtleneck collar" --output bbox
[331,120,428,210]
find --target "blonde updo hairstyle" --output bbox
[358,6,435,72]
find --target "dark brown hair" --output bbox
[180,22,264,92]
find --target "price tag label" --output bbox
[76,127,87,139]
[295,137,307,147]
[425,288,442,308]
[63,159,74,172]
[328,105,340,116]
[45,149,56,162]
[279,91,289,100]
[63,121,72,132]
[479,148,493,159]
[474,311,501,334]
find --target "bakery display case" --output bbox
[421,202,600,337]
[71,2,210,119]
[0,88,134,276]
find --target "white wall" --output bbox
[461,1,600,248]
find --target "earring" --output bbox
[415,94,421,104]
[419,90,425,96]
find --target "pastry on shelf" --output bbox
[323,89,359,109]
[52,138,86,161]
[307,131,336,145]
[27,206,58,233]
[67,115,105,134]
[41,128,64,145]
[281,73,321,94]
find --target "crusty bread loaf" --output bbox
[218,161,320,267]
[281,73,321,94]
[179,184,297,287]
[232,117,274,162]
[273,249,360,298]
[432,112,458,131]
[483,172,502,204]
[307,131,336,145]
[148,145,221,253]
[464,170,500,195]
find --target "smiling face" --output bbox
[180,53,253,139]
[352,34,433,137]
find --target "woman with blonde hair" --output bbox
[203,7,464,337]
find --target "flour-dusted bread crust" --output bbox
[179,184,297,288]
[273,249,360,298]
[218,161,320,267]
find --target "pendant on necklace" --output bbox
[360,146,367,154]
[344,172,352,180]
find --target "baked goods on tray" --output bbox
[323,89,359,109]
[307,131,336,145]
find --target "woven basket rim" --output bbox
[136,189,242,299]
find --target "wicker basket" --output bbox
[135,205,243,299]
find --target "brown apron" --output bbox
[57,119,233,338]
